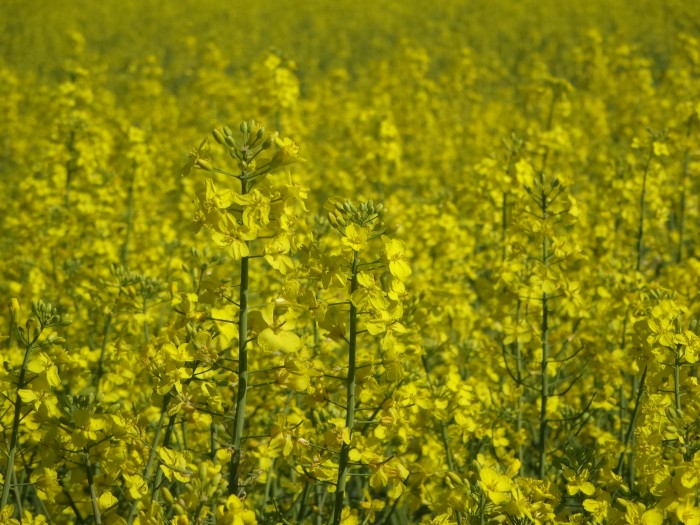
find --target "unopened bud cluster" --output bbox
[211,119,271,173]
[30,300,71,329]
[327,198,386,231]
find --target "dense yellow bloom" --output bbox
[2,1,700,524]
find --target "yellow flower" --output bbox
[564,467,596,496]
[270,136,305,168]
[342,223,371,252]
[676,500,700,525]
[583,491,610,523]
[480,467,512,504]
[182,138,212,176]
[217,494,257,524]
[383,237,412,280]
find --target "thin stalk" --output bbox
[296,481,310,522]
[514,300,524,473]
[1,326,41,510]
[615,365,648,482]
[501,192,508,263]
[229,170,251,496]
[674,349,682,413]
[315,484,326,525]
[501,145,517,263]
[635,147,653,272]
[332,251,360,525]
[536,85,558,480]
[151,413,178,503]
[127,393,171,525]
[85,451,102,525]
[142,298,150,344]
[538,170,551,481]
[11,470,23,517]
[677,153,690,263]
[674,318,683,413]
[264,462,275,508]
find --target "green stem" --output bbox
[127,393,171,525]
[538,171,550,481]
[501,192,508,263]
[1,327,40,510]
[676,118,693,263]
[635,147,653,272]
[229,172,250,496]
[151,414,178,503]
[501,145,517,263]
[296,481,310,522]
[615,365,647,480]
[514,299,524,474]
[11,470,23,517]
[535,85,558,481]
[85,451,102,525]
[673,318,683,414]
[332,251,359,525]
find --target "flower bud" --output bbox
[446,471,465,486]
[212,129,226,145]
[196,158,214,172]
[161,487,174,504]
[327,212,338,227]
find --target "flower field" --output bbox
[2,0,700,523]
